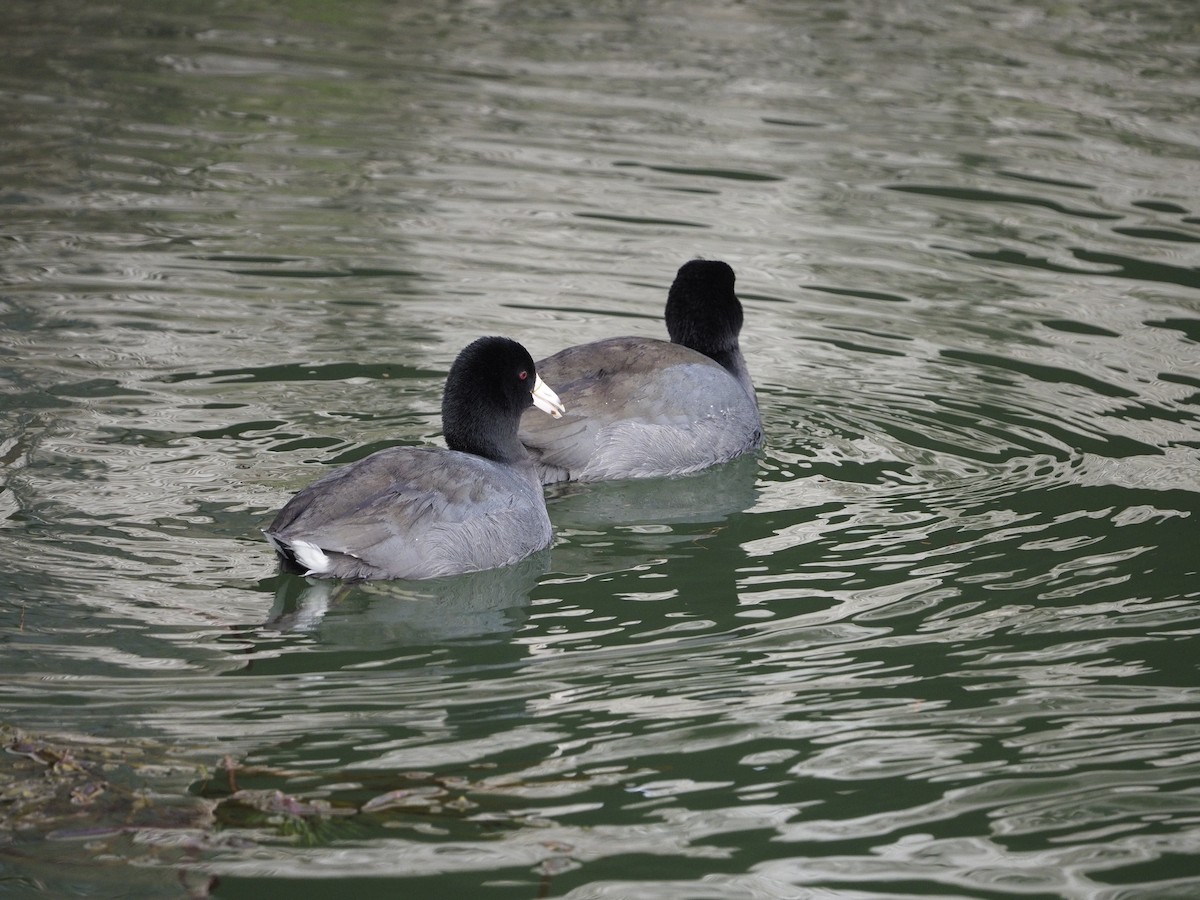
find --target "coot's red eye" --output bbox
[518,370,529,380]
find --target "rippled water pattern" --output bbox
[2,1,1198,897]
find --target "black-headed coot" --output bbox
[519,259,762,483]
[266,336,565,580]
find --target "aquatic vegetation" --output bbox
[2,724,586,866]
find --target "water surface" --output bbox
[2,1,1198,897]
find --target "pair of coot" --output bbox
[265,259,762,581]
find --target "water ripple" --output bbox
[2,0,1199,894]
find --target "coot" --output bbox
[266,336,565,580]
[519,259,761,483]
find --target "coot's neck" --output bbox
[445,416,530,465]
[442,377,534,465]
[705,346,758,409]
[669,318,757,408]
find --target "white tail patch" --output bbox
[289,539,331,576]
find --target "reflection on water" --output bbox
[264,553,548,640]
[1,0,1199,896]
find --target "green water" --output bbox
[1,1,1198,897]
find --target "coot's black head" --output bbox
[442,336,563,462]
[665,259,743,360]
